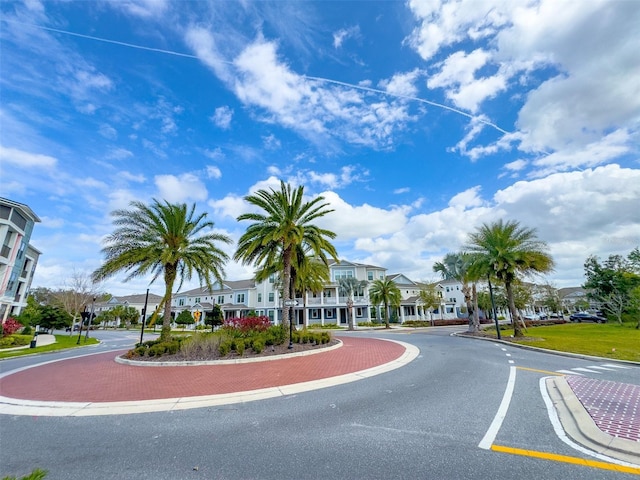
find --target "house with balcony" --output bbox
[0,198,41,321]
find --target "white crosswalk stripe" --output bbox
[555,362,632,376]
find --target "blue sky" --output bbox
[1,0,639,296]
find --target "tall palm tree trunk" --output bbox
[385,302,390,329]
[505,281,522,337]
[161,264,177,340]
[282,245,292,330]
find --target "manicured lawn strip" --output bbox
[511,323,640,362]
[0,335,99,359]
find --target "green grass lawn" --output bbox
[0,334,99,359]
[507,322,640,362]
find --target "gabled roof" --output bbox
[0,197,41,223]
[328,259,385,270]
[114,293,163,304]
[176,279,256,296]
[387,273,418,286]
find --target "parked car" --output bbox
[569,312,607,323]
[65,324,81,332]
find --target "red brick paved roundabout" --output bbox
[0,336,418,416]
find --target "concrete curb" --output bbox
[546,377,640,465]
[115,339,343,367]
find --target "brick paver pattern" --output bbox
[0,337,405,403]
[566,376,640,442]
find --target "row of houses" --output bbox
[93,260,589,328]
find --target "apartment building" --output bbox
[0,198,41,320]
[169,260,467,327]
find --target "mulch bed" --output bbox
[129,338,341,362]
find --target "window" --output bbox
[367,272,373,281]
[268,292,274,302]
[268,310,275,322]
[178,298,185,306]
[323,290,332,297]
[311,309,319,319]
[217,295,224,304]
[269,275,275,283]
[236,293,245,303]
[326,309,334,318]
[10,210,27,230]
[356,307,364,317]
[446,287,450,292]
[334,270,354,281]
[448,298,456,303]
[258,293,262,302]
[195,297,200,304]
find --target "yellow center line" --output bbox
[516,366,564,376]
[491,445,640,475]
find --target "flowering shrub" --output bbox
[2,318,23,337]
[223,315,271,335]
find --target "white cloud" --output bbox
[394,187,410,194]
[333,26,360,49]
[206,165,222,179]
[106,148,134,160]
[99,124,117,140]
[155,173,208,203]
[211,106,233,129]
[262,134,281,150]
[204,148,224,160]
[119,171,146,183]
[504,159,527,172]
[0,145,57,168]
[379,69,422,98]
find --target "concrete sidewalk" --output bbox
[0,333,56,352]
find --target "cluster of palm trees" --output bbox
[92,180,553,340]
[92,181,340,340]
[433,220,555,336]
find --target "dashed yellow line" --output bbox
[516,366,564,376]
[491,445,640,475]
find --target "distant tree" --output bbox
[28,287,56,306]
[338,277,368,330]
[541,283,561,315]
[16,296,43,327]
[175,310,195,330]
[465,220,554,337]
[368,278,402,329]
[418,284,440,324]
[109,305,140,328]
[92,199,231,340]
[205,304,224,332]
[583,250,640,324]
[38,305,72,332]
[55,270,101,326]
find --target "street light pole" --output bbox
[139,288,149,345]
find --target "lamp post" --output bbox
[76,305,86,345]
[139,288,149,345]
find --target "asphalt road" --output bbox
[1,327,638,479]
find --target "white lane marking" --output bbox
[506,353,511,357]
[556,370,582,375]
[501,348,507,351]
[601,363,631,369]
[508,360,514,364]
[572,367,601,374]
[586,366,616,371]
[478,366,516,450]
[539,377,639,468]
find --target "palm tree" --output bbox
[465,220,554,337]
[368,278,402,329]
[92,199,231,340]
[338,277,368,330]
[234,181,338,331]
[433,252,481,333]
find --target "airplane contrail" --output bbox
[5,19,511,136]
